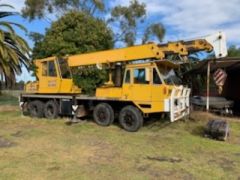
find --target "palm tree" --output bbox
[0,4,31,89]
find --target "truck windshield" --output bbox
[158,66,182,85]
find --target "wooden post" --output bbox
[206,61,211,111]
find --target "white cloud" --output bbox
[3,0,240,44]
[1,0,25,12]
[110,0,240,45]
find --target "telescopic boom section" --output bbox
[67,32,227,67]
[67,43,165,67]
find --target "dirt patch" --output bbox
[0,136,16,148]
[146,156,182,163]
[11,131,24,137]
[137,164,151,172]
[208,157,235,171]
[234,153,240,157]
[87,140,119,165]
[47,166,61,171]
[137,163,193,179]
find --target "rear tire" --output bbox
[44,100,59,119]
[93,103,114,126]
[119,105,143,132]
[28,100,44,118]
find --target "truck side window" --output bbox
[42,60,57,77]
[125,70,130,83]
[48,61,57,77]
[42,61,47,76]
[153,68,162,84]
[134,68,149,84]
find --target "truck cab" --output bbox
[96,60,190,122]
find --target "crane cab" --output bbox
[25,57,81,94]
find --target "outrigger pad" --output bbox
[204,120,229,141]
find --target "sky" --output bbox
[2,0,240,82]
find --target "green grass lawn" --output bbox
[0,93,18,105]
[0,95,240,179]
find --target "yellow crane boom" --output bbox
[67,42,188,67]
[67,32,226,67]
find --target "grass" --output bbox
[0,93,18,105]
[0,95,240,179]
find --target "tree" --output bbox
[228,45,240,57]
[23,0,166,47]
[142,23,165,44]
[0,4,31,88]
[31,11,113,94]
[31,11,113,58]
[22,0,105,21]
[109,0,165,46]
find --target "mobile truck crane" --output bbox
[20,32,227,132]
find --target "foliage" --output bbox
[30,11,113,94]
[0,4,31,87]
[22,0,105,21]
[109,0,145,46]
[142,23,165,44]
[31,11,113,59]
[109,0,165,46]
[72,67,107,94]
[228,45,240,57]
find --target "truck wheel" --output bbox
[119,105,143,132]
[93,103,114,126]
[28,100,44,118]
[44,100,59,119]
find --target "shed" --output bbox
[185,57,240,113]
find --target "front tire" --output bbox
[119,105,143,132]
[93,103,114,126]
[44,100,59,119]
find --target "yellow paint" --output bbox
[94,62,175,114]
[96,87,122,99]
[67,43,165,67]
[27,57,81,94]
[25,39,214,114]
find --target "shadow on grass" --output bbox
[143,115,173,132]
[191,125,205,137]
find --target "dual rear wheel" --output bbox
[28,100,59,119]
[93,103,143,132]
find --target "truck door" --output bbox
[58,58,73,93]
[122,67,151,102]
[39,60,61,93]
[151,67,168,112]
